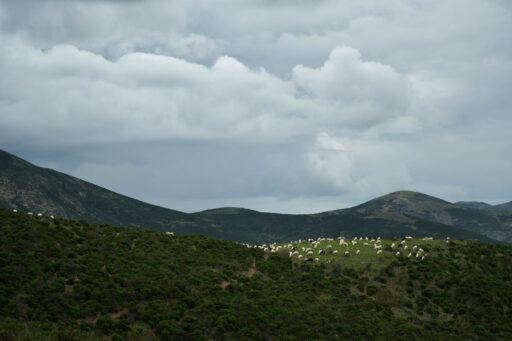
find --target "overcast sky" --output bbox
[1,0,511,213]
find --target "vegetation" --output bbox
[1,208,512,340]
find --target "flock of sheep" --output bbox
[238,235,448,264]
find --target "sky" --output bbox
[1,0,511,213]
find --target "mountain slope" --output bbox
[0,149,208,233]
[1,208,511,340]
[337,191,512,243]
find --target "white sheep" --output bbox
[351,240,358,246]
[408,253,412,258]
[27,212,33,216]
[298,255,303,259]
[396,251,400,256]
[391,243,395,249]
[314,258,319,262]
[413,245,418,250]
[37,213,43,217]
[356,250,360,255]
[377,250,382,254]
[165,232,174,235]
[404,245,408,250]
[345,251,350,256]
[333,250,338,254]
[307,251,313,256]
[12,209,17,213]
[364,242,369,246]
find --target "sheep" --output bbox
[413,245,418,250]
[319,250,325,255]
[302,247,305,251]
[359,237,363,241]
[12,209,17,213]
[165,232,174,235]
[364,242,369,246]
[404,245,408,251]
[307,251,313,256]
[408,253,412,258]
[289,252,293,257]
[396,251,400,256]
[422,237,433,240]
[314,258,320,262]
[27,212,33,216]
[37,213,42,217]
[326,245,332,250]
[377,250,382,254]
[391,243,395,249]
[344,251,350,256]
[356,250,360,255]
[351,240,358,246]
[50,215,54,219]
[333,250,338,254]
[339,239,345,245]
[365,237,369,240]
[298,255,303,259]
[405,236,413,240]
[421,256,425,260]
[416,253,420,258]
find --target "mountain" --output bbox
[194,206,495,243]
[1,208,511,340]
[0,150,506,244]
[336,190,512,243]
[456,200,512,211]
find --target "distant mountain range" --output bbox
[455,200,512,211]
[1,149,511,244]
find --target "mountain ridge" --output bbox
[1,149,510,244]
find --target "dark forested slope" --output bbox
[1,208,511,340]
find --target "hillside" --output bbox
[194,208,496,244]
[334,191,512,243]
[1,208,511,340]
[0,150,498,244]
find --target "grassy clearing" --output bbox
[272,237,455,269]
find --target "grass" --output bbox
[272,237,453,269]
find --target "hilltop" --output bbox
[1,150,510,244]
[332,191,512,243]
[1,208,511,340]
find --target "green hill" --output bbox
[1,208,511,340]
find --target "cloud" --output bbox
[1,0,511,212]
